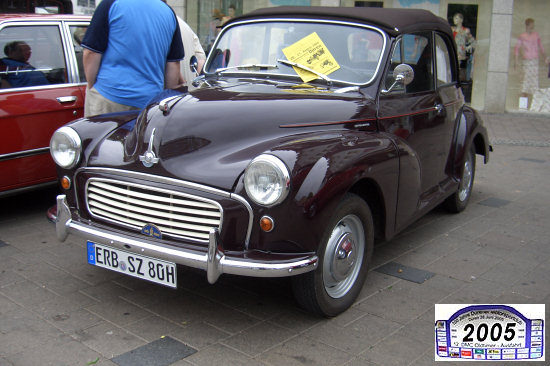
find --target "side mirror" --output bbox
[190,55,198,76]
[382,63,414,94]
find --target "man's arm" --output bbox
[165,61,183,89]
[83,49,102,89]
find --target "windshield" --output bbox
[204,20,386,85]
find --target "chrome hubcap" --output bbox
[458,156,473,202]
[323,215,364,299]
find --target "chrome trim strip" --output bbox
[229,193,254,249]
[0,147,50,161]
[56,195,318,284]
[84,177,224,244]
[206,18,388,86]
[76,167,232,198]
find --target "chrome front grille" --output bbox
[86,179,222,241]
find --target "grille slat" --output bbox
[86,180,222,241]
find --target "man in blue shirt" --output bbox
[81,0,184,116]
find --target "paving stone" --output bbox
[355,288,433,325]
[0,278,58,305]
[168,320,231,350]
[123,315,183,342]
[361,332,430,366]
[222,321,294,357]
[85,298,151,327]
[7,340,103,366]
[74,321,146,359]
[304,313,401,355]
[424,249,502,282]
[258,335,354,366]
[185,344,266,366]
[0,307,72,356]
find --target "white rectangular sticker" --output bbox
[87,241,177,288]
[435,304,545,362]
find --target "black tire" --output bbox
[291,193,374,317]
[444,145,476,213]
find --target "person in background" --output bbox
[1,41,49,88]
[81,0,184,117]
[451,13,475,81]
[514,18,548,109]
[161,1,206,90]
[206,8,224,54]
[177,18,206,90]
[221,5,235,25]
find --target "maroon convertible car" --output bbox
[49,7,490,316]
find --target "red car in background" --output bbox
[0,14,89,196]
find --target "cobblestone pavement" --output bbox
[0,112,549,366]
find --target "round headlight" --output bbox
[50,126,82,169]
[244,154,290,206]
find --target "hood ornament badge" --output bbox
[139,128,160,167]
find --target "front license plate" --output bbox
[87,241,177,288]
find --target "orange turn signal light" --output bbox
[259,216,274,232]
[61,176,71,190]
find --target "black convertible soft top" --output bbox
[224,6,452,38]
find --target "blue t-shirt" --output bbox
[81,0,184,108]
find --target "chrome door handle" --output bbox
[56,96,77,103]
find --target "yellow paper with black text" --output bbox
[282,32,340,82]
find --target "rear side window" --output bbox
[435,34,454,86]
[0,25,67,89]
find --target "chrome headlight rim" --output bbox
[50,126,82,169]
[244,154,291,207]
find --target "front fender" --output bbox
[238,131,398,253]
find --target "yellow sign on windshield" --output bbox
[282,32,340,82]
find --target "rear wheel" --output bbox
[292,193,373,317]
[444,145,476,213]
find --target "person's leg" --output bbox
[85,86,139,117]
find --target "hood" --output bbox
[88,79,377,191]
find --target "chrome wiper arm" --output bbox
[277,59,333,86]
[216,63,278,73]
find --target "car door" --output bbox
[0,20,87,194]
[377,31,458,232]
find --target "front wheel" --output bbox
[444,145,476,213]
[292,193,374,317]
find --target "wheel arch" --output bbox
[348,178,386,242]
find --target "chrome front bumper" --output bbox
[54,195,318,284]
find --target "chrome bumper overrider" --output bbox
[55,195,318,284]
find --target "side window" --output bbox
[0,25,67,89]
[70,25,88,83]
[435,34,453,86]
[385,32,434,93]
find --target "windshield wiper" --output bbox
[277,59,333,86]
[215,64,278,73]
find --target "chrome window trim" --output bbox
[75,167,254,247]
[0,147,49,161]
[63,21,90,83]
[206,18,388,86]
